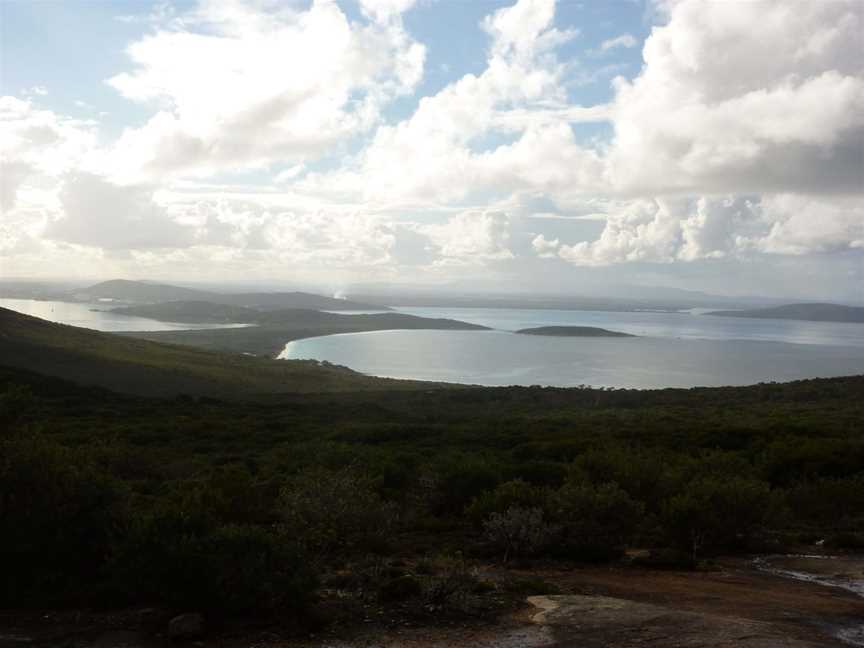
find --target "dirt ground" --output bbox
[2,557,862,648]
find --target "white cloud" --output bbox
[745,194,864,255]
[553,0,864,266]
[556,194,864,266]
[358,0,418,22]
[532,233,559,257]
[101,0,426,180]
[606,0,864,195]
[0,96,98,211]
[599,34,637,52]
[22,86,48,97]
[422,210,514,262]
[46,173,194,249]
[299,0,593,207]
[4,0,863,289]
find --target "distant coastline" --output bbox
[706,303,864,324]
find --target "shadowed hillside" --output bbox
[0,307,445,397]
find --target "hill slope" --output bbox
[0,307,440,397]
[78,279,389,311]
[706,303,864,323]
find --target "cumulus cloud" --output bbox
[4,0,863,287]
[422,211,514,262]
[557,194,864,266]
[606,0,864,195]
[45,173,194,249]
[299,0,599,207]
[358,0,418,22]
[192,200,397,266]
[102,0,425,180]
[0,96,97,211]
[599,34,637,52]
[532,233,559,257]
[553,0,864,266]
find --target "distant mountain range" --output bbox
[75,279,389,312]
[706,303,864,323]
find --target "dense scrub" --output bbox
[1,367,863,618]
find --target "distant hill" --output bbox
[114,302,491,356]
[516,326,636,337]
[77,279,390,311]
[706,303,864,324]
[78,279,212,302]
[0,307,442,397]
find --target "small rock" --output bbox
[168,613,205,640]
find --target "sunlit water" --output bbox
[0,298,251,332]
[280,307,864,389]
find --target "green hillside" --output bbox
[0,307,441,397]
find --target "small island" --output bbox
[516,326,636,337]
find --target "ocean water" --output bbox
[280,307,864,389]
[0,298,251,332]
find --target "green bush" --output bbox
[569,446,679,511]
[429,454,501,515]
[553,480,644,562]
[662,476,773,560]
[0,431,124,604]
[467,479,552,524]
[111,504,315,614]
[279,467,396,559]
[789,475,864,524]
[482,506,557,561]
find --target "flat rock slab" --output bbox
[526,594,838,647]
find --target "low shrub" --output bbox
[553,480,644,562]
[467,479,553,525]
[420,555,478,607]
[279,466,397,559]
[0,431,124,605]
[482,506,557,561]
[662,476,773,560]
[110,504,315,614]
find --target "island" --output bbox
[515,326,636,337]
[705,303,864,324]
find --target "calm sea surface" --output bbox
[280,307,864,389]
[0,298,250,332]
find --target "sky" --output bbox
[1,0,862,300]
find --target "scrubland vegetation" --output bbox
[2,366,862,628]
